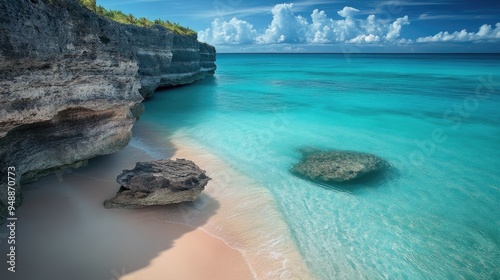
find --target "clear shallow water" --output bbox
[139,54,500,279]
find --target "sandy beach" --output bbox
[130,122,314,279]
[165,133,314,280]
[0,123,313,280]
[0,144,252,280]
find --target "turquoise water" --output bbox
[139,54,500,279]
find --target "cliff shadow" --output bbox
[0,145,223,280]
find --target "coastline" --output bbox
[170,140,314,280]
[0,0,216,224]
[1,122,314,279]
[147,128,315,279]
[1,144,252,280]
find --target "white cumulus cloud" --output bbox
[349,34,381,43]
[199,4,411,45]
[305,6,410,44]
[386,16,409,40]
[257,4,309,43]
[198,18,257,44]
[337,6,360,18]
[416,23,500,42]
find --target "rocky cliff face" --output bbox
[134,29,216,98]
[0,0,216,221]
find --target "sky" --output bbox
[98,0,500,53]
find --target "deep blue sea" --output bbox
[138,54,500,279]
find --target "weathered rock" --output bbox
[0,0,141,217]
[104,159,210,208]
[0,0,215,222]
[136,32,216,98]
[291,150,390,184]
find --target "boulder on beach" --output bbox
[291,149,390,184]
[104,159,210,208]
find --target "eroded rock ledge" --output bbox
[0,0,216,221]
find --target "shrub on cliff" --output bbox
[78,0,196,36]
[79,0,96,11]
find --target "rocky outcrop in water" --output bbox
[104,159,209,208]
[291,150,389,184]
[0,0,215,222]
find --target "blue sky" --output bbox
[98,0,500,52]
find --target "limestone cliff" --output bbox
[135,29,216,98]
[0,0,216,221]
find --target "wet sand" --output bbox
[0,124,314,280]
[164,132,314,280]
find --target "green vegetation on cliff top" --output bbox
[78,0,196,36]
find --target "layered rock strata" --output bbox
[0,0,216,221]
[136,31,216,98]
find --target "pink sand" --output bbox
[7,145,253,280]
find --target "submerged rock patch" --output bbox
[291,149,390,185]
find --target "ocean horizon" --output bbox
[135,53,500,279]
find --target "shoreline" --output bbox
[130,122,315,278]
[0,143,253,280]
[0,122,314,279]
[158,130,314,279]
